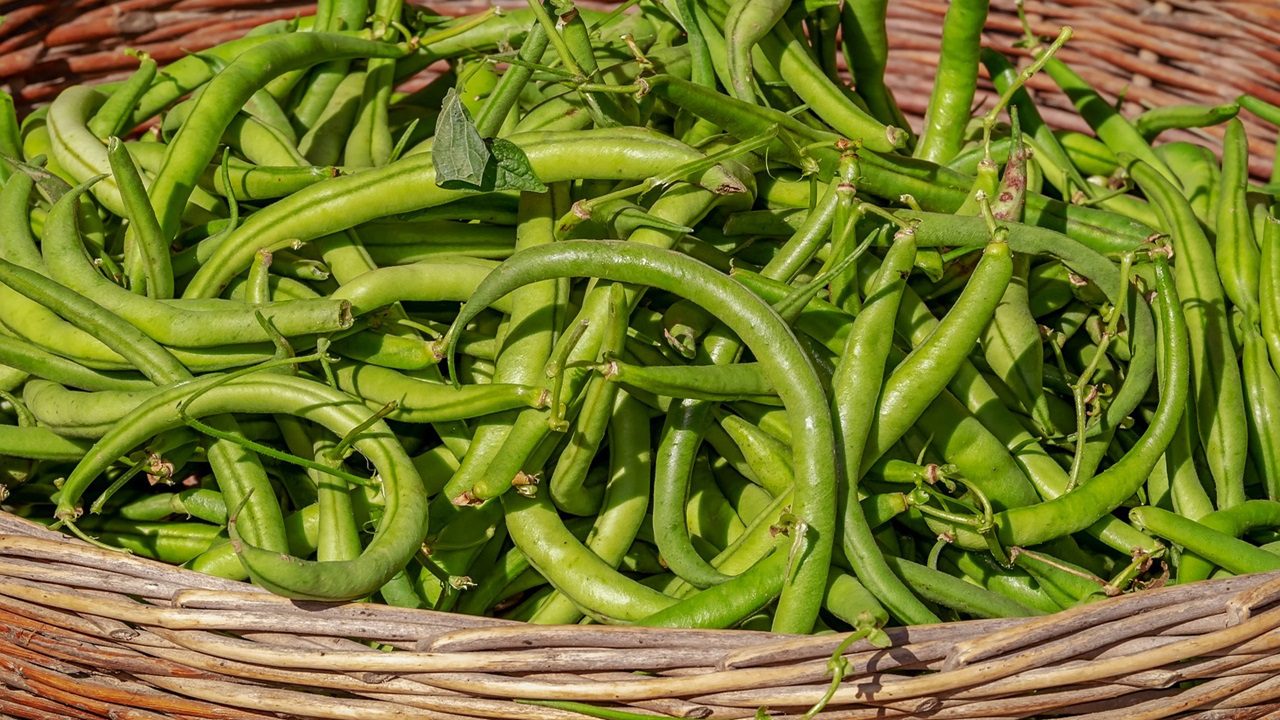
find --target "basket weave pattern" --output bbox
[5,513,1280,719]
[3,1,1280,717]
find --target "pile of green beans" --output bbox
[0,0,1277,639]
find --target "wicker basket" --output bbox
[3,1,1280,717]
[7,513,1280,719]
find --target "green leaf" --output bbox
[434,87,491,190]
[489,138,547,192]
[431,90,546,193]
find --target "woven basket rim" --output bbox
[6,511,1280,718]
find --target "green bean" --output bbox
[914,0,988,163]
[753,19,903,151]
[637,548,787,628]
[722,0,788,102]
[670,0,715,93]
[864,239,1015,480]
[116,491,194,523]
[1135,102,1239,141]
[23,380,157,438]
[0,368,29,399]
[48,86,134,216]
[78,517,224,565]
[1010,547,1107,607]
[823,570,889,627]
[1131,506,1280,581]
[720,413,792,497]
[714,457,775,526]
[945,549,1063,613]
[298,71,367,166]
[0,334,150,392]
[329,258,510,315]
[550,283,627,517]
[860,492,912,529]
[882,555,1038,618]
[187,503,321,581]
[0,91,20,183]
[106,138,172,299]
[1153,142,1219,227]
[1215,119,1262,322]
[87,56,158,140]
[1176,500,1280,583]
[867,459,944,487]
[0,425,93,460]
[355,219,516,246]
[1125,157,1248,511]
[474,18,549,136]
[1054,128,1121,178]
[0,171,45,272]
[652,399,732,588]
[980,247,1051,436]
[125,141,336,201]
[703,420,763,489]
[1262,210,1280,374]
[1240,323,1280,500]
[120,488,227,525]
[444,189,562,507]
[840,0,909,131]
[956,154,999,217]
[603,359,777,405]
[332,362,545,422]
[686,453,746,550]
[20,117,55,171]
[1238,95,1280,183]
[828,231,937,624]
[345,0,402,167]
[1167,417,1214,521]
[530,393,652,624]
[291,0,369,131]
[503,480,673,621]
[172,484,227,525]
[361,239,516,265]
